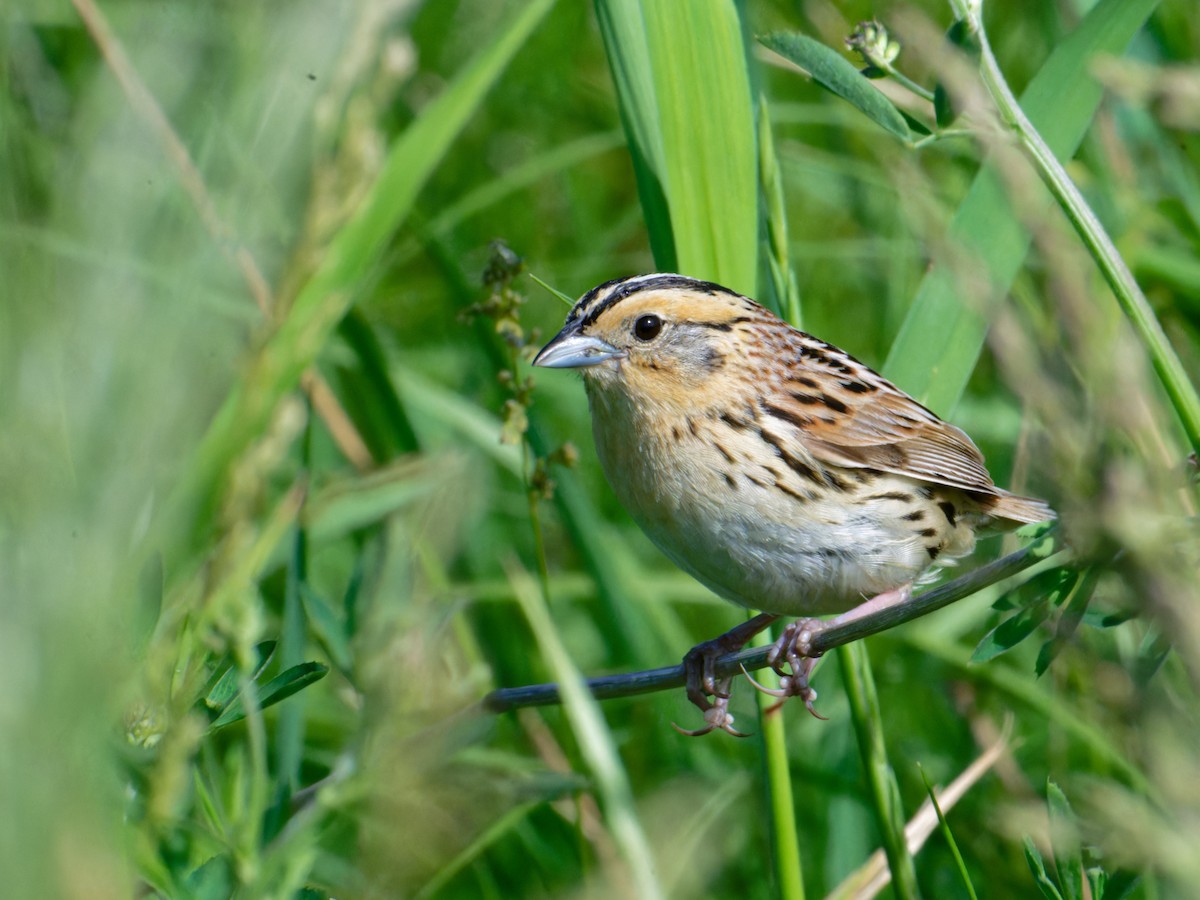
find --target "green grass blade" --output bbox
[752,631,806,900]
[598,0,758,292]
[759,93,802,323]
[839,642,920,899]
[594,0,676,269]
[918,764,979,900]
[506,560,665,900]
[964,1,1200,452]
[170,0,558,540]
[414,801,542,900]
[272,522,309,824]
[643,0,757,292]
[883,0,1160,412]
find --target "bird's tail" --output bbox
[989,489,1055,525]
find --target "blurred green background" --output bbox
[3,0,1199,897]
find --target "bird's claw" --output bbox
[679,613,782,736]
[741,618,828,719]
[672,691,750,738]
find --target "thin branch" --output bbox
[483,535,1063,713]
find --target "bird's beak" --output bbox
[533,325,626,368]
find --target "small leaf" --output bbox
[1024,836,1066,900]
[203,641,277,711]
[301,584,353,675]
[934,82,955,128]
[1081,607,1136,629]
[992,566,1071,613]
[946,19,982,58]
[209,662,329,731]
[1099,869,1141,900]
[759,32,911,141]
[1133,629,1172,685]
[1036,568,1099,676]
[900,109,932,137]
[972,598,1051,662]
[186,856,234,900]
[1048,782,1083,900]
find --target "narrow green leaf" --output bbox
[900,109,933,137]
[757,93,801,323]
[1036,567,1100,676]
[759,32,911,142]
[506,562,664,900]
[840,642,919,899]
[336,309,420,458]
[209,662,329,731]
[918,764,979,900]
[1080,608,1136,629]
[303,458,446,543]
[527,272,575,308]
[971,599,1051,663]
[273,524,310,811]
[414,802,543,900]
[884,0,1160,412]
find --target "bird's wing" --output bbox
[765,364,1000,496]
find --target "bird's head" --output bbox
[533,275,766,410]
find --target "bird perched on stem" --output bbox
[534,274,1053,735]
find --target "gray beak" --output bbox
[533,325,626,368]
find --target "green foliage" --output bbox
[761,32,913,142]
[3,0,1199,898]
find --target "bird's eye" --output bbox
[633,314,662,341]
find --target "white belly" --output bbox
[590,401,934,616]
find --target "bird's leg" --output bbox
[676,613,779,737]
[759,583,914,719]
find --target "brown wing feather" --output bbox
[799,407,1000,495]
[769,343,1054,523]
[768,333,1001,495]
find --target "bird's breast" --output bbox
[586,391,939,614]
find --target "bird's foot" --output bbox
[743,618,827,720]
[671,678,748,737]
[677,613,778,737]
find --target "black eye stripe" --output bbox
[634,314,662,341]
